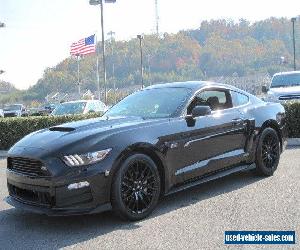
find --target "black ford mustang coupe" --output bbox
[5,81,287,220]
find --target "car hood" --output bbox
[268,86,300,96]
[9,116,161,157]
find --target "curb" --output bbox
[0,151,7,158]
[287,138,300,147]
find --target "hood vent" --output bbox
[49,127,75,132]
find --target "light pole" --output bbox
[1,23,6,77]
[137,35,144,89]
[291,17,297,71]
[89,0,116,104]
[108,31,116,103]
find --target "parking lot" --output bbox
[0,148,299,250]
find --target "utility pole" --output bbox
[77,55,81,97]
[147,54,151,74]
[291,17,297,71]
[137,35,144,89]
[107,31,116,103]
[100,1,107,103]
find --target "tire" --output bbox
[255,128,280,176]
[111,154,161,221]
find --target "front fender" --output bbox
[108,142,171,195]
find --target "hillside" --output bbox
[0,81,15,93]
[2,17,300,105]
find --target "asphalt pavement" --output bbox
[0,148,299,250]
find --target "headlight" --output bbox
[63,148,112,167]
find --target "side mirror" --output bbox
[185,105,211,127]
[262,85,268,93]
[191,105,211,118]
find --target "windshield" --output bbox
[106,87,191,119]
[3,105,22,111]
[52,102,87,115]
[271,73,300,88]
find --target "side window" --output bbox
[93,102,99,111]
[231,91,249,107]
[95,102,103,111]
[87,102,95,112]
[188,89,232,113]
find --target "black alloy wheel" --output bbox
[121,160,157,214]
[255,128,280,176]
[111,154,161,221]
[261,133,279,169]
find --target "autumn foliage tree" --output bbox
[1,17,299,105]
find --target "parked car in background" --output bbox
[44,103,57,114]
[262,71,300,102]
[27,107,41,116]
[3,104,28,117]
[0,108,4,118]
[51,100,107,116]
[6,81,287,221]
[29,103,58,116]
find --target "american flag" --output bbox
[70,34,96,56]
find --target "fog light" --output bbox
[68,181,90,190]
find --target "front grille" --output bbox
[279,95,300,100]
[8,183,52,207]
[7,157,51,177]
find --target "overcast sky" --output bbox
[0,0,299,89]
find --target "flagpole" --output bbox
[77,55,81,97]
[95,35,101,101]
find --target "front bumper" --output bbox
[5,165,112,216]
[5,196,111,216]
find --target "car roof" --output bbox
[145,80,243,92]
[273,71,300,76]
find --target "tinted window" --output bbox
[231,91,249,107]
[271,73,300,87]
[106,87,191,118]
[188,89,232,112]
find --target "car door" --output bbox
[168,88,249,183]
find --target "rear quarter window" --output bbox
[231,91,249,107]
